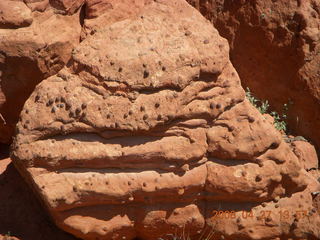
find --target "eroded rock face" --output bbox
[291,140,319,170]
[0,0,82,143]
[11,1,320,240]
[0,0,33,28]
[0,0,178,144]
[187,0,320,152]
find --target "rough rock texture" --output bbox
[0,0,82,143]
[187,0,320,152]
[0,0,165,144]
[11,1,320,239]
[0,0,33,29]
[80,0,154,39]
[291,140,319,170]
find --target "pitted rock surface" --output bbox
[0,0,82,143]
[291,140,319,171]
[11,1,320,240]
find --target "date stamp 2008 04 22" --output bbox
[211,210,308,220]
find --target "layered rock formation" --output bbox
[187,0,320,152]
[11,1,320,239]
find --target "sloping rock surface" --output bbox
[291,140,319,170]
[11,1,320,240]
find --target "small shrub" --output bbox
[245,88,290,133]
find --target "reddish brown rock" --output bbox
[0,236,20,240]
[0,1,33,28]
[187,0,320,151]
[11,0,320,239]
[24,0,49,12]
[80,0,154,39]
[50,0,84,15]
[0,1,82,143]
[291,140,319,170]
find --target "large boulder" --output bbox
[187,0,320,152]
[11,0,320,239]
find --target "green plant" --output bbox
[245,88,259,108]
[245,88,290,133]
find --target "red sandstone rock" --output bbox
[291,140,319,170]
[0,1,33,28]
[80,0,153,39]
[50,0,84,14]
[0,236,20,240]
[11,0,320,239]
[0,158,10,174]
[187,0,320,151]
[24,0,49,12]
[0,1,82,143]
